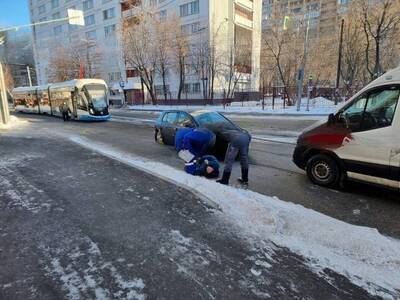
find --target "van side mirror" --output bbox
[327,113,336,126]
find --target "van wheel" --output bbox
[155,129,164,144]
[306,154,340,187]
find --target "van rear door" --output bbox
[335,85,400,188]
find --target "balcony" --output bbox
[235,14,253,29]
[122,7,142,19]
[234,0,253,11]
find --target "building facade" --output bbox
[29,0,123,86]
[121,0,262,103]
[0,29,37,87]
[262,0,352,36]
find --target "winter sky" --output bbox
[0,0,30,27]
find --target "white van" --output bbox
[293,67,400,189]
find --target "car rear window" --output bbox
[193,112,237,130]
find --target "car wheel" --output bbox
[306,154,340,187]
[155,129,164,144]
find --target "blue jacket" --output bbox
[175,128,194,151]
[182,128,216,158]
[185,155,220,178]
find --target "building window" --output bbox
[38,4,46,14]
[84,14,95,26]
[108,72,121,82]
[159,10,167,21]
[52,12,60,19]
[192,83,201,93]
[181,22,200,35]
[180,0,199,17]
[102,0,112,3]
[150,0,157,5]
[83,0,94,11]
[104,24,116,37]
[183,83,191,93]
[53,25,62,34]
[51,0,59,9]
[86,30,97,40]
[103,8,115,20]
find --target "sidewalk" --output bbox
[124,97,339,116]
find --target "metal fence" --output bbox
[127,85,356,108]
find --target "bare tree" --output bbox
[359,0,400,79]
[262,23,302,105]
[154,18,173,102]
[171,23,189,101]
[191,39,210,101]
[121,14,158,104]
[223,43,251,101]
[339,10,365,94]
[48,41,102,82]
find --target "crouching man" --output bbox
[184,155,220,179]
[175,128,216,162]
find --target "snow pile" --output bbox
[127,97,339,115]
[0,116,28,130]
[70,136,400,298]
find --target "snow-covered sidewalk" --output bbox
[127,97,341,116]
[71,135,400,298]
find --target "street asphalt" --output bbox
[0,111,399,299]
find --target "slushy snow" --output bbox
[70,136,400,298]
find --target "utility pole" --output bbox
[296,11,311,112]
[0,62,10,125]
[335,18,344,105]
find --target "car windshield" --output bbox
[192,112,237,131]
[84,84,107,109]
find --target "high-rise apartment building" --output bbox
[29,0,123,86]
[116,0,262,102]
[262,0,351,37]
[29,0,262,102]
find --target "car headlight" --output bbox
[89,108,94,114]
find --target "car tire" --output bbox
[306,154,340,188]
[155,129,164,144]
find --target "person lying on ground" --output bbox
[184,155,220,179]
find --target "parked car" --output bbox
[293,67,400,189]
[154,110,249,159]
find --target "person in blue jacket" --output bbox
[184,155,220,178]
[175,128,216,160]
[175,127,193,152]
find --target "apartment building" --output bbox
[121,0,262,102]
[262,0,351,37]
[29,0,124,86]
[0,29,37,86]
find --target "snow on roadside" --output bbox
[70,136,400,298]
[126,97,339,115]
[0,116,28,130]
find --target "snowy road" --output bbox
[1,113,400,299]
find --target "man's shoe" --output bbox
[237,177,248,185]
[217,171,231,185]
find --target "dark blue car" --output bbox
[154,110,249,159]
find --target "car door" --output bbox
[335,85,400,188]
[161,112,179,145]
